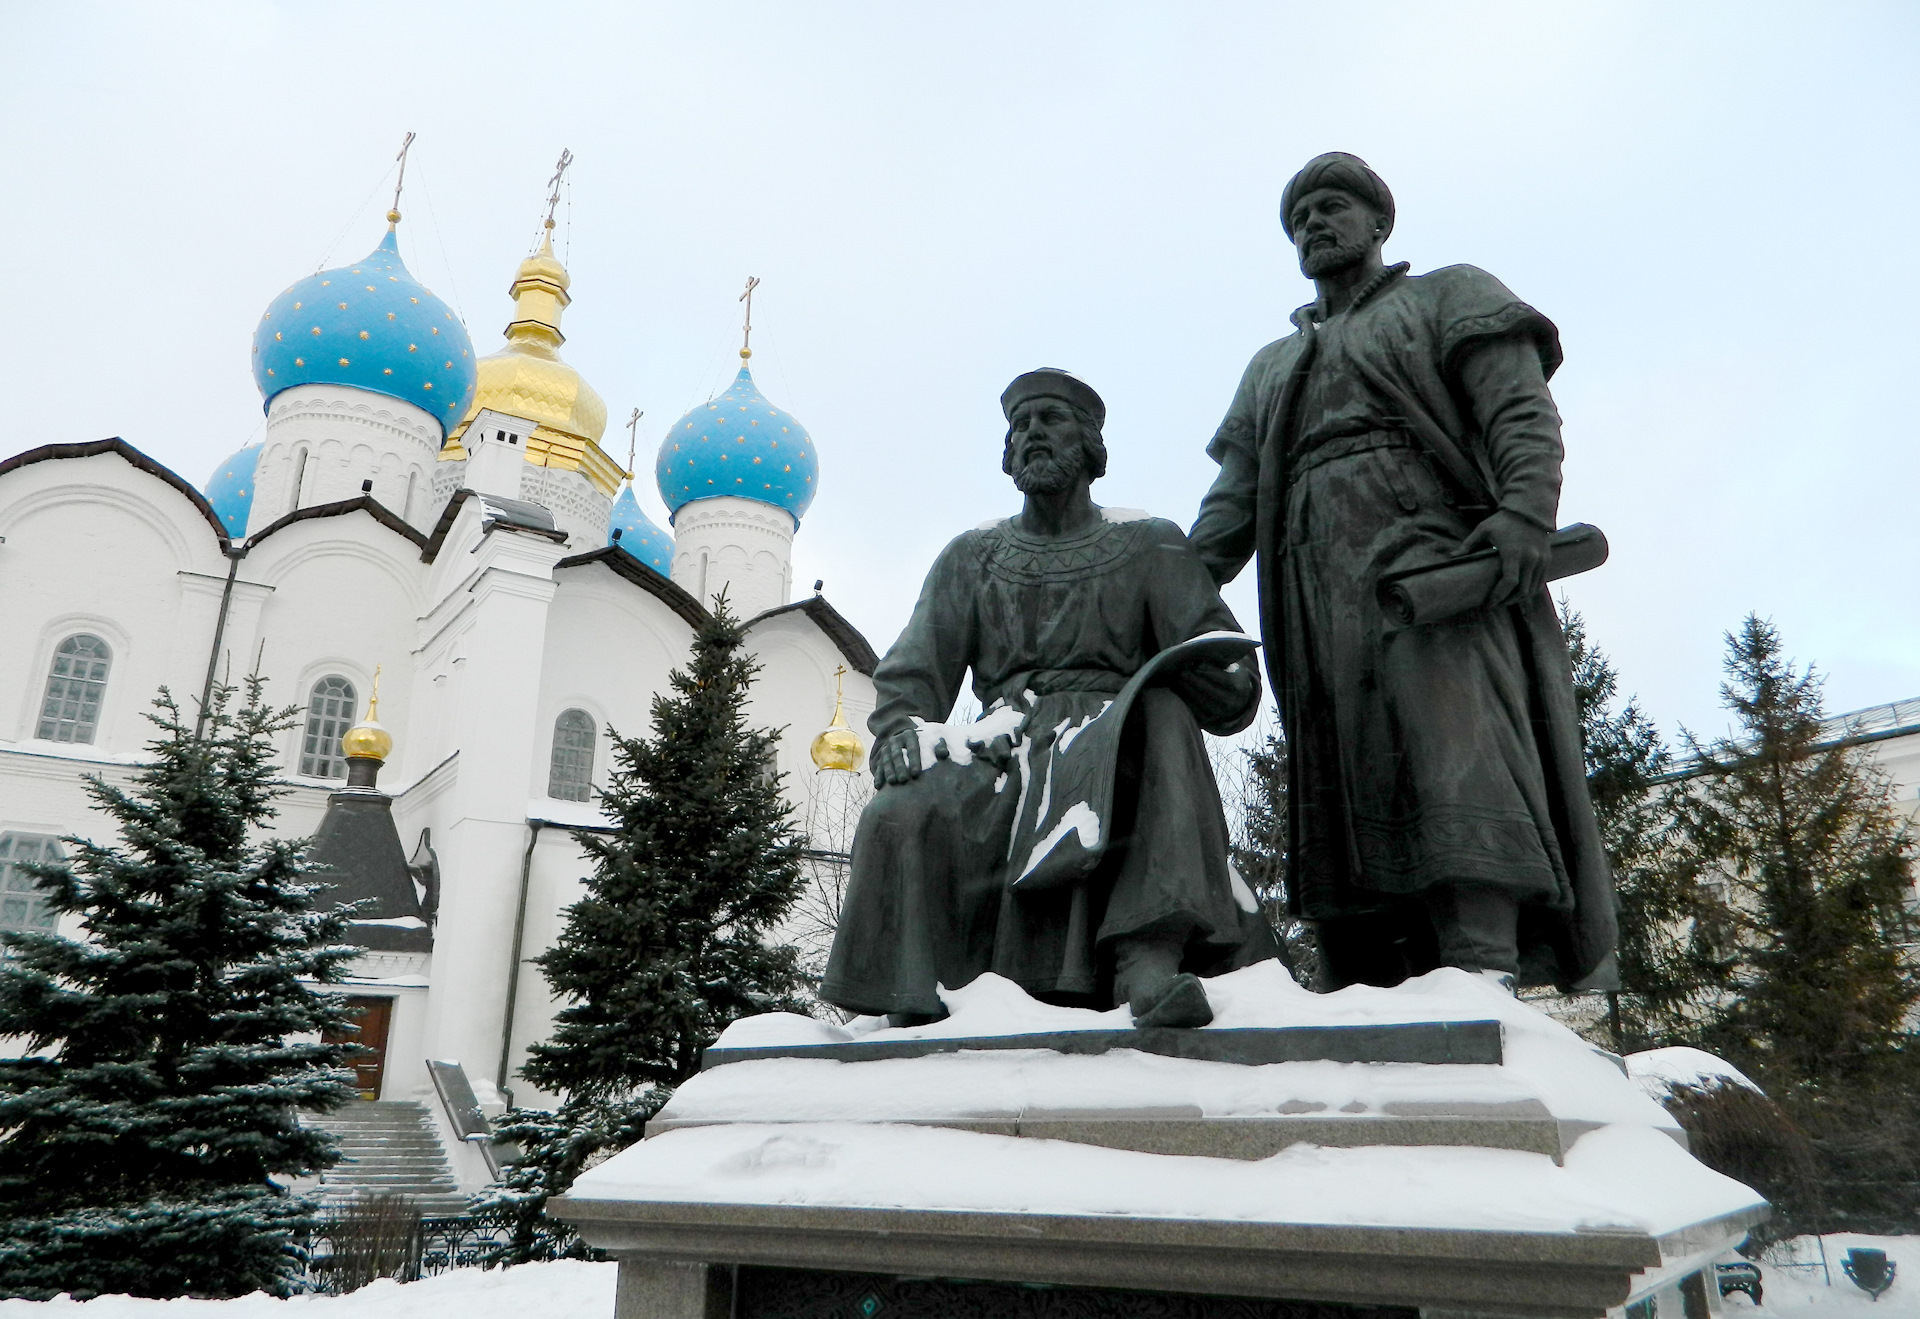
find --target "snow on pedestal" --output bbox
[557,967,1769,1319]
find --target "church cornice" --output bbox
[244,493,429,552]
[0,437,232,547]
[555,545,708,629]
[747,595,879,677]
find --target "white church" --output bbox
[0,194,880,1197]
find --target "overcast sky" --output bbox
[4,2,1915,743]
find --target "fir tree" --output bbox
[1558,604,1709,1047]
[1226,728,1321,987]
[1673,616,1920,1086]
[0,680,359,1300]
[477,598,810,1262]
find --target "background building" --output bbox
[0,204,880,1198]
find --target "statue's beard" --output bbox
[1300,234,1374,278]
[1013,452,1082,495]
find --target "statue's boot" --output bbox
[1133,973,1214,1028]
[1116,936,1214,1029]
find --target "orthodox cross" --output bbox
[389,131,415,223]
[369,663,383,721]
[830,664,849,724]
[625,408,644,481]
[739,276,761,359]
[543,147,574,232]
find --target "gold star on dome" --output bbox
[274,332,283,341]
[360,331,370,340]
[294,302,302,309]
[322,280,331,286]
[431,327,439,335]
[366,285,375,292]
[424,382,433,389]
[410,297,418,304]
[294,358,304,366]
[337,302,347,310]
[384,368,393,375]
[387,313,396,320]
[339,357,350,366]
[267,368,276,376]
[311,327,321,335]
[408,344,417,352]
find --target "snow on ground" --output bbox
[1732,1236,1920,1316]
[0,1262,616,1319]
[0,1237,1912,1316]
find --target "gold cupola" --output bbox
[441,222,622,496]
[341,666,395,791]
[810,666,865,772]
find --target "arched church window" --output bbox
[290,446,309,511]
[37,634,112,743]
[0,833,64,943]
[548,709,596,802]
[300,676,357,779]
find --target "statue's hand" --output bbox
[966,733,1018,773]
[1462,510,1550,606]
[872,728,925,788]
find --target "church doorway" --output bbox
[326,996,395,1099]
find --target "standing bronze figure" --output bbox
[824,370,1277,1028]
[1190,153,1616,991]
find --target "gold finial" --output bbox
[389,132,415,228]
[342,663,394,762]
[810,664,863,771]
[738,276,760,360]
[542,147,573,239]
[625,408,643,482]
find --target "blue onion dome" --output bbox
[204,442,263,537]
[607,484,673,575]
[655,363,818,526]
[250,225,478,436]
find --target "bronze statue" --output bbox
[822,370,1278,1028]
[1190,152,1616,991]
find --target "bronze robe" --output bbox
[1190,263,1616,989]
[821,513,1276,1017]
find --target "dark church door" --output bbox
[326,996,395,1099]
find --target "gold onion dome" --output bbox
[343,670,394,761]
[810,682,864,772]
[442,228,620,495]
[342,718,393,762]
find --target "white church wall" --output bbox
[240,515,427,785]
[251,386,443,536]
[669,496,795,618]
[740,610,878,808]
[493,824,599,1112]
[0,452,229,755]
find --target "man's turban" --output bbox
[1000,368,1106,429]
[1280,153,1395,242]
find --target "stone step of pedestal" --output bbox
[649,1104,1600,1162]
[702,1019,1505,1071]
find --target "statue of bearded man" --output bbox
[1190,152,1617,992]
[822,370,1279,1028]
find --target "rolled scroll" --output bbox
[1376,523,1609,627]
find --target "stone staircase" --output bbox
[304,1099,470,1216]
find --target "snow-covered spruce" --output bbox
[0,681,361,1300]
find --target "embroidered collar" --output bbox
[1292,261,1412,330]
